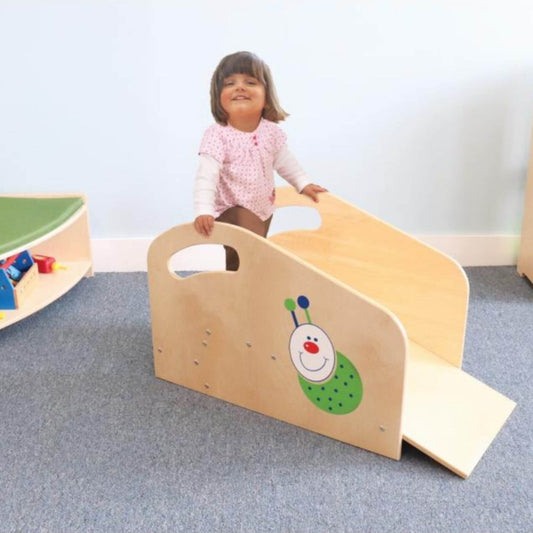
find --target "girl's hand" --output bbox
[194,215,215,237]
[301,184,328,202]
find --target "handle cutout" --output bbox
[269,206,322,238]
[169,244,239,278]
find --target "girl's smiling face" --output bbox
[220,73,266,125]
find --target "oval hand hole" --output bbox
[169,244,240,278]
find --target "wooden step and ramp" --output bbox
[148,187,515,478]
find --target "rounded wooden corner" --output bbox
[148,222,274,283]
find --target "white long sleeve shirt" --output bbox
[194,143,309,218]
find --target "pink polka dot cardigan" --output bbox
[194,118,309,221]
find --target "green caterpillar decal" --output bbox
[285,296,363,415]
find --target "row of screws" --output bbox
[159,345,386,433]
[202,339,254,347]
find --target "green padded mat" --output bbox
[0,197,84,256]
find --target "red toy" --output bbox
[32,254,67,274]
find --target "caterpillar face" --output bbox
[289,324,336,382]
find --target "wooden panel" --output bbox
[403,341,516,478]
[518,130,533,282]
[0,194,93,329]
[270,188,469,368]
[148,222,408,460]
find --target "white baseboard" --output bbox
[90,234,520,272]
[415,234,520,268]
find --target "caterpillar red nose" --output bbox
[304,341,319,354]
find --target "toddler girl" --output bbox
[194,51,326,270]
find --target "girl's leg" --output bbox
[215,206,273,271]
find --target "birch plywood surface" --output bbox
[148,222,407,460]
[148,190,515,477]
[270,188,469,368]
[270,188,514,477]
[404,341,516,478]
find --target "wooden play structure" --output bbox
[518,128,533,282]
[148,187,515,478]
[0,194,92,329]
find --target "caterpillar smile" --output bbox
[299,351,329,373]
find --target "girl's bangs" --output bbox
[219,54,266,84]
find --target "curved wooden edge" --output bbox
[148,222,411,333]
[271,187,469,368]
[147,221,410,371]
[148,221,408,460]
[148,222,258,277]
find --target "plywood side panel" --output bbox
[148,223,408,460]
[270,188,469,368]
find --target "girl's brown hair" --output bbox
[210,51,289,125]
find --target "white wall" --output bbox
[1,1,532,245]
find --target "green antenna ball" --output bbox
[284,298,296,311]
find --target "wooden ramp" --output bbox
[405,342,515,478]
[148,187,515,478]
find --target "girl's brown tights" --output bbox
[216,206,273,271]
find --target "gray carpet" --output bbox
[0,267,531,533]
